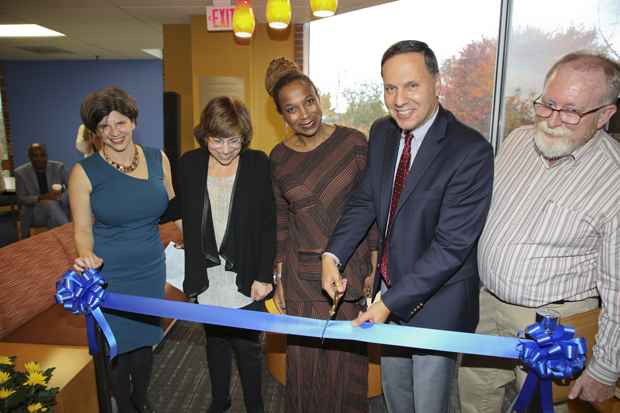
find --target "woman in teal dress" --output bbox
[69,86,175,413]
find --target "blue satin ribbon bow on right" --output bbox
[513,322,588,412]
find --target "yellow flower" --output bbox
[24,371,47,387]
[27,403,44,412]
[0,372,9,385]
[24,361,42,374]
[0,388,16,399]
[0,357,12,365]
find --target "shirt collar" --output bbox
[401,106,439,143]
[572,128,605,161]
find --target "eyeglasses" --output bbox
[532,95,612,125]
[208,137,242,148]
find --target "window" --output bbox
[309,0,501,139]
[500,0,620,146]
[309,0,620,148]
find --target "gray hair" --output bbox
[545,51,620,105]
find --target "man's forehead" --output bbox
[544,66,606,104]
[547,65,605,91]
[29,146,46,154]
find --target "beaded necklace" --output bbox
[103,144,139,173]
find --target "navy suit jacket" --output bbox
[14,160,70,233]
[326,104,494,333]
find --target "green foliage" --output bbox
[319,92,335,120]
[0,356,59,413]
[440,24,606,139]
[335,81,387,134]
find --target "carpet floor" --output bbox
[147,319,518,413]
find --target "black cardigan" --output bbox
[161,149,276,299]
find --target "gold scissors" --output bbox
[320,276,342,343]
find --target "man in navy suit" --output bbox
[15,143,70,237]
[321,40,494,412]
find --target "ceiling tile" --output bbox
[1,7,142,25]
[122,6,205,24]
[0,12,28,24]
[0,0,111,7]
[76,34,163,48]
[44,23,162,37]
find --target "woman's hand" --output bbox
[363,275,374,298]
[251,280,272,302]
[365,250,378,298]
[274,282,286,315]
[74,252,103,273]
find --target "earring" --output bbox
[285,122,289,139]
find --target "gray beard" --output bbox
[533,121,594,159]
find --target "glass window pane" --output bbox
[309,0,501,140]
[502,0,620,144]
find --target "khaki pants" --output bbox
[458,288,598,413]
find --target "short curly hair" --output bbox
[80,86,139,133]
[194,96,253,152]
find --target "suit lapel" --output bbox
[25,164,39,194]
[393,105,448,218]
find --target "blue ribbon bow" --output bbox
[513,322,588,412]
[54,269,118,360]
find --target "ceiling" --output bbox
[0,0,393,61]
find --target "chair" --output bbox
[16,220,48,240]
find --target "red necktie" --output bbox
[380,132,414,286]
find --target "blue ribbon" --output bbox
[55,269,588,409]
[54,269,118,360]
[513,322,588,413]
[104,292,523,358]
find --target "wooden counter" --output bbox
[0,342,99,413]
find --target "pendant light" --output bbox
[310,0,338,17]
[232,0,256,38]
[266,0,291,29]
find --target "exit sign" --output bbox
[206,6,236,31]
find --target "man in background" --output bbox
[459,51,620,411]
[15,143,70,237]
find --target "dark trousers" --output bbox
[203,302,264,413]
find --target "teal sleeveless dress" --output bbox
[79,146,168,354]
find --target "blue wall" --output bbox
[4,60,163,172]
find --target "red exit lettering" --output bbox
[211,8,233,28]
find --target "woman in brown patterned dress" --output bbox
[265,57,377,413]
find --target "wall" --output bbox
[163,17,295,156]
[4,60,163,171]
[162,24,194,155]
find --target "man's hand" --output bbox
[39,190,62,203]
[351,300,391,327]
[568,371,616,403]
[321,254,347,299]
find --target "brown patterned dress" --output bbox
[270,125,376,413]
